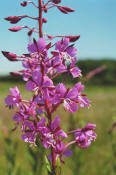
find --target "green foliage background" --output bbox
[1,59,116,85]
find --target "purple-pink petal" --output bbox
[66,87,78,99]
[26,80,36,91]
[66,46,77,57]
[70,67,82,78]
[51,115,60,131]
[28,38,46,53]
[63,149,72,157]
[55,38,69,52]
[64,100,78,113]
[32,71,42,85]
[56,83,66,96]
[74,123,97,148]
[57,129,68,138]
[13,113,22,122]
[37,117,46,127]
[74,82,84,92]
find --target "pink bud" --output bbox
[51,51,59,56]
[57,6,68,14]
[47,34,54,40]
[66,35,80,42]
[57,6,75,14]
[61,6,75,12]
[23,53,31,57]
[43,7,48,13]
[21,1,28,7]
[10,72,22,76]
[52,0,61,4]
[9,26,26,32]
[42,18,47,23]
[46,43,51,50]
[2,51,18,61]
[28,30,33,36]
[5,16,26,24]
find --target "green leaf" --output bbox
[45,155,52,173]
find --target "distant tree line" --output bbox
[55,59,116,85]
[1,59,116,85]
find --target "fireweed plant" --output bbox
[2,0,97,174]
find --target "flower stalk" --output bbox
[2,1,97,175]
[38,0,43,38]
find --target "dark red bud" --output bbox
[57,6,68,14]
[66,35,80,42]
[23,53,31,57]
[10,72,22,76]
[28,30,33,36]
[2,51,18,61]
[51,51,59,56]
[5,15,26,24]
[42,18,47,23]
[61,6,75,12]
[47,34,54,40]
[52,0,61,4]
[46,43,51,50]
[5,16,21,24]
[43,7,47,13]
[33,38,39,51]
[9,26,26,32]
[21,1,28,7]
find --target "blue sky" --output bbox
[0,0,116,75]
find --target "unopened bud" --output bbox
[21,1,28,7]
[5,15,26,24]
[51,51,59,56]
[57,6,68,14]
[52,0,61,4]
[67,35,80,42]
[47,34,54,40]
[46,42,51,50]
[10,72,22,76]
[9,26,26,32]
[28,30,33,36]
[61,6,75,12]
[2,51,18,61]
[43,7,47,13]
[42,18,47,23]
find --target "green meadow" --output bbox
[0,81,116,175]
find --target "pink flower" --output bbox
[53,82,90,113]
[5,87,22,107]
[27,38,46,53]
[74,123,96,148]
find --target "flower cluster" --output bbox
[3,0,97,169]
[4,38,96,162]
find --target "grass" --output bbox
[0,81,116,175]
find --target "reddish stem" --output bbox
[45,99,56,173]
[38,0,43,38]
[51,147,56,174]
[38,1,56,173]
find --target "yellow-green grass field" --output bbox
[0,81,116,175]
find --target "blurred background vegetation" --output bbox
[0,59,116,175]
